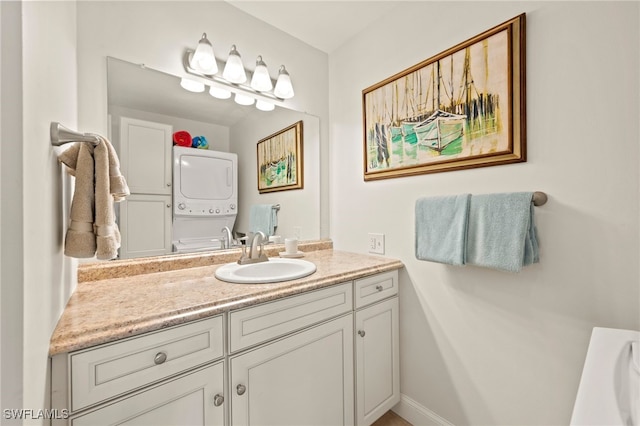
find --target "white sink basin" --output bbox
[214,258,317,284]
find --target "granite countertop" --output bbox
[49,245,403,356]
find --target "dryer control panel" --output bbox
[175,201,237,216]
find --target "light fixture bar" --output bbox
[182,49,286,103]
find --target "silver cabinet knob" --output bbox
[166,182,171,187]
[213,394,224,407]
[375,285,384,292]
[236,384,246,395]
[358,330,366,337]
[166,204,171,208]
[178,203,186,210]
[154,352,167,365]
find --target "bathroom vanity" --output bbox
[50,242,402,426]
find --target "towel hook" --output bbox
[532,191,547,206]
[50,122,100,146]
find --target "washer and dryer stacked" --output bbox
[172,146,238,253]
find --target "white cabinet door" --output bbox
[72,362,225,426]
[119,194,172,259]
[230,314,354,426]
[120,117,172,195]
[355,297,400,426]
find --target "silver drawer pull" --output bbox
[213,394,224,407]
[358,330,366,337]
[236,384,246,396]
[375,285,384,292]
[153,352,167,365]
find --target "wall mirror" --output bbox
[106,57,321,260]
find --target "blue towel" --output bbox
[415,194,471,265]
[249,204,278,236]
[466,192,539,272]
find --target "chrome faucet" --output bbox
[238,231,269,265]
[221,226,233,249]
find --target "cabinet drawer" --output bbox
[70,315,223,412]
[354,270,398,309]
[229,282,352,353]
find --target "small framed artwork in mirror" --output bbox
[257,120,304,193]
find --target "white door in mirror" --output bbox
[214,258,316,284]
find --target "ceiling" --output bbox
[225,1,398,53]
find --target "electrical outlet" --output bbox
[368,233,385,254]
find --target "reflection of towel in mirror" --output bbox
[58,136,130,260]
[249,204,278,236]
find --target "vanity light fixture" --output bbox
[256,100,275,111]
[209,86,232,99]
[274,65,294,99]
[234,93,255,106]
[189,33,218,75]
[222,45,247,84]
[181,33,295,111]
[180,78,205,93]
[250,56,273,92]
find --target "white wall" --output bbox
[231,109,321,240]
[329,2,639,425]
[108,105,231,153]
[0,1,79,423]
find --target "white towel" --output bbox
[58,136,129,260]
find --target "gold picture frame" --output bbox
[257,121,304,193]
[363,14,526,180]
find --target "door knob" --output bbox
[213,394,224,407]
[358,330,366,337]
[236,384,246,395]
[153,352,167,365]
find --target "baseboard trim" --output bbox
[392,393,455,426]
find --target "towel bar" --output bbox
[50,122,100,146]
[273,204,280,210]
[532,191,547,206]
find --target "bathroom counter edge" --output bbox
[49,249,403,356]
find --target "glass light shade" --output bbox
[180,78,205,93]
[250,56,273,92]
[209,86,231,99]
[256,100,275,111]
[274,65,294,99]
[234,93,255,106]
[222,45,247,84]
[190,33,218,75]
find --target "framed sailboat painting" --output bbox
[362,14,526,180]
[257,121,304,193]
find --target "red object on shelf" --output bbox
[173,131,192,147]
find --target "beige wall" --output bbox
[329,2,639,425]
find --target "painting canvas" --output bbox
[257,121,303,193]
[363,14,526,180]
